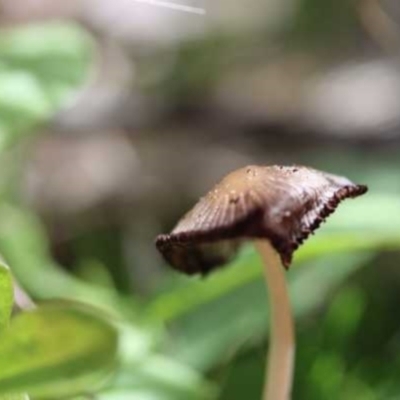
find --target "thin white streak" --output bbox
[133,0,206,15]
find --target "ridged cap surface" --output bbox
[156,165,367,275]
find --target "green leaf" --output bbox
[321,286,366,347]
[0,260,13,332]
[0,302,118,398]
[0,394,29,400]
[100,356,217,400]
[94,325,217,400]
[0,22,94,151]
[0,205,123,314]
[170,253,372,371]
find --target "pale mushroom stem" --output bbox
[255,240,295,400]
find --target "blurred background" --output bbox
[0,0,400,399]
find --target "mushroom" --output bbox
[155,165,367,400]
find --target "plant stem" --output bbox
[255,240,295,400]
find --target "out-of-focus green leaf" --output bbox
[100,355,217,400]
[309,352,345,399]
[0,71,50,117]
[96,324,217,400]
[290,0,357,46]
[321,286,366,347]
[0,303,118,398]
[0,205,125,314]
[170,253,372,370]
[0,394,29,400]
[0,22,93,151]
[0,260,13,332]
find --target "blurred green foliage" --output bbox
[291,0,358,47]
[0,261,13,331]
[0,22,92,150]
[0,17,399,400]
[0,304,118,398]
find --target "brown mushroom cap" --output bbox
[156,165,367,275]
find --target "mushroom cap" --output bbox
[156,165,367,275]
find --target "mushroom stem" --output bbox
[255,240,295,400]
